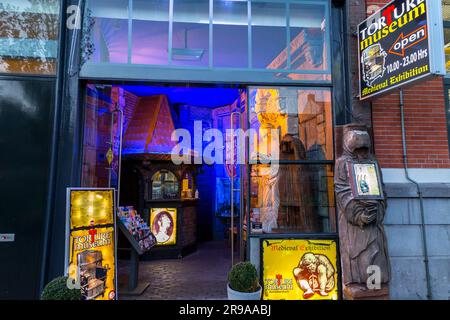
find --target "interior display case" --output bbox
[120,154,199,259]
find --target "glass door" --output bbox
[81,84,124,191]
[220,89,247,266]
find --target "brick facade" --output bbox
[362,0,450,168]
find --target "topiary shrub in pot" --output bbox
[41,276,82,300]
[227,262,262,300]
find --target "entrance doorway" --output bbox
[80,82,336,299]
[81,83,247,299]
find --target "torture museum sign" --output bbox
[358,0,445,100]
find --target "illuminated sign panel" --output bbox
[262,239,339,300]
[66,189,117,300]
[358,0,445,100]
[150,208,177,246]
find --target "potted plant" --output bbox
[41,276,82,300]
[227,262,262,300]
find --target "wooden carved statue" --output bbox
[334,124,390,297]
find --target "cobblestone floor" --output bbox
[118,241,236,300]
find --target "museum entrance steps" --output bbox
[118,241,238,300]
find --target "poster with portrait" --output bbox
[348,161,383,199]
[65,188,117,301]
[262,239,339,301]
[150,208,177,246]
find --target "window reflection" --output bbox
[445,30,450,73]
[251,2,287,69]
[172,0,209,67]
[213,0,248,68]
[0,0,59,75]
[81,0,331,80]
[86,0,129,63]
[250,164,335,233]
[249,88,333,162]
[132,0,169,65]
[289,3,328,72]
[151,170,179,200]
[443,1,450,72]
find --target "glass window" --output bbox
[81,85,120,188]
[249,87,333,162]
[86,0,129,63]
[79,0,333,83]
[289,3,328,72]
[132,0,169,65]
[151,170,179,200]
[213,0,248,68]
[172,0,209,67]
[445,86,450,152]
[247,86,335,235]
[443,1,450,73]
[0,0,60,75]
[251,2,287,69]
[249,164,335,233]
[445,29,450,73]
[443,0,450,21]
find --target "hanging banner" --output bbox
[65,188,117,300]
[262,239,339,300]
[358,0,445,100]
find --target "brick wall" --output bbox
[363,0,450,168]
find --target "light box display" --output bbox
[66,188,117,300]
[262,239,339,301]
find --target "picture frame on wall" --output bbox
[347,160,384,200]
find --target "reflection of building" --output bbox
[250,88,334,233]
[268,28,328,81]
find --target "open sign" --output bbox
[389,25,427,57]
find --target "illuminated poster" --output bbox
[262,239,339,300]
[66,189,117,300]
[150,208,177,246]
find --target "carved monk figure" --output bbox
[334,124,390,286]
